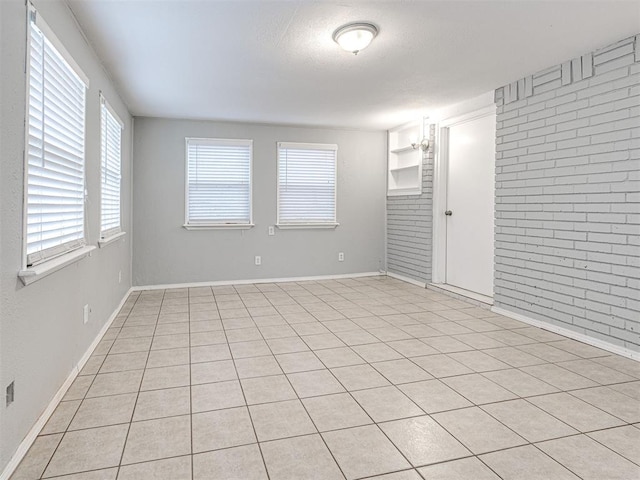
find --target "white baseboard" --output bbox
[427,283,493,307]
[132,271,383,291]
[386,271,427,288]
[0,367,77,480]
[0,288,133,480]
[492,306,639,362]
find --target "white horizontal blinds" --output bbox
[278,142,337,224]
[186,138,252,224]
[100,97,123,238]
[26,10,87,266]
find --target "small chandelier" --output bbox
[332,22,378,55]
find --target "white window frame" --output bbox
[19,4,93,285]
[276,142,339,229]
[184,137,254,230]
[99,93,125,246]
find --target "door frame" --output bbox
[432,104,496,290]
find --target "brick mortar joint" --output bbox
[496,34,639,105]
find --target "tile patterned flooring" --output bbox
[10,276,640,479]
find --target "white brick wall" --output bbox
[494,35,640,351]
[386,125,435,283]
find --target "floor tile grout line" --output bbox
[35,292,147,479]
[37,388,638,441]
[56,335,640,401]
[228,285,272,480]
[353,466,424,480]
[295,283,635,474]
[284,323,430,478]
[77,316,627,410]
[244,290,352,480]
[17,278,639,480]
[422,366,597,465]
[420,379,638,476]
[36,422,635,479]
[528,441,594,480]
[115,288,165,476]
[583,428,640,468]
[474,451,514,480]
[51,297,149,477]
[188,287,194,480]
[563,388,638,427]
[480,396,582,441]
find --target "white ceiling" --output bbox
[67,0,640,130]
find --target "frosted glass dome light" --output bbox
[333,23,378,55]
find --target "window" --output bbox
[100,95,123,239]
[277,142,338,227]
[25,6,88,267]
[185,138,253,227]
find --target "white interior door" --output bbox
[445,111,495,298]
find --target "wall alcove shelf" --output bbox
[387,119,425,196]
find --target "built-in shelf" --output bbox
[390,164,420,173]
[387,187,423,197]
[389,145,416,154]
[387,119,425,196]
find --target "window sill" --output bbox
[183,224,255,231]
[98,231,126,248]
[276,223,339,230]
[18,245,96,286]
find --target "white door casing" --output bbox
[432,105,496,299]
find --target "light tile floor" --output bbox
[10,276,640,480]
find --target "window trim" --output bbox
[276,141,339,228]
[276,223,339,230]
[98,231,126,248]
[18,246,96,286]
[182,224,255,231]
[184,137,254,228]
[99,93,125,241]
[21,4,89,273]
[27,4,89,86]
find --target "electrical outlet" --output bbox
[255,256,262,266]
[6,381,14,407]
[338,252,344,262]
[118,271,122,284]
[83,304,90,324]
[268,226,275,236]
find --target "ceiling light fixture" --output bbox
[332,22,378,55]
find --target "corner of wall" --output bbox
[386,123,436,284]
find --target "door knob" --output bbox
[445,210,453,216]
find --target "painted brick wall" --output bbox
[494,35,640,351]
[386,125,435,283]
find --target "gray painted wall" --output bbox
[0,0,132,472]
[494,35,640,351]
[386,125,436,283]
[132,118,386,286]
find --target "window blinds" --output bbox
[26,9,87,266]
[186,138,252,225]
[277,142,337,225]
[100,97,123,238]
